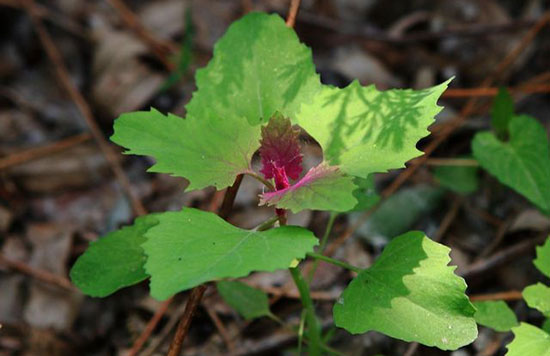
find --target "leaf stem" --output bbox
[306,252,362,273]
[289,266,322,356]
[255,215,280,231]
[307,212,337,283]
[244,171,276,191]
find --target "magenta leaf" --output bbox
[259,114,303,182]
[259,163,357,212]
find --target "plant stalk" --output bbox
[289,266,322,356]
[307,212,337,283]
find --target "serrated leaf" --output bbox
[142,208,318,300]
[491,87,515,137]
[186,12,320,126]
[507,323,550,356]
[296,79,450,179]
[472,301,519,332]
[333,231,477,350]
[472,115,550,214]
[259,163,357,212]
[349,176,380,212]
[70,215,158,297]
[217,281,271,320]
[534,238,550,278]
[523,283,550,317]
[434,163,479,194]
[111,108,259,191]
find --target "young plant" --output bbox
[71,12,479,354]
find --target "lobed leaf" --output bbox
[217,280,271,320]
[70,215,159,297]
[111,108,260,191]
[296,79,450,179]
[142,208,318,300]
[333,231,477,350]
[534,237,550,278]
[523,283,550,317]
[472,115,550,214]
[259,163,357,212]
[186,12,321,126]
[506,323,550,356]
[472,301,518,332]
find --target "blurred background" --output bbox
[1,0,550,355]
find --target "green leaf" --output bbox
[186,12,320,126]
[534,237,550,278]
[507,323,550,356]
[543,319,550,334]
[491,87,514,137]
[111,108,259,191]
[296,79,450,179]
[349,175,380,212]
[143,208,318,300]
[472,115,550,214]
[259,163,358,212]
[217,280,271,320]
[352,185,444,242]
[70,215,159,297]
[523,283,550,317]
[434,163,479,194]
[333,231,477,350]
[472,301,519,332]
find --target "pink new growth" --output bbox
[259,115,303,219]
[259,115,303,187]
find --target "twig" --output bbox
[443,84,550,98]
[285,0,301,28]
[204,302,235,351]
[0,0,87,38]
[403,342,419,356]
[434,197,462,242]
[425,158,479,167]
[127,298,173,356]
[469,290,523,302]
[22,0,147,217]
[106,0,177,71]
[0,254,76,292]
[477,216,515,259]
[0,133,92,170]
[462,234,547,280]
[167,285,207,356]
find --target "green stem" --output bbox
[255,215,279,231]
[307,212,337,283]
[244,170,275,191]
[289,267,322,356]
[306,252,361,273]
